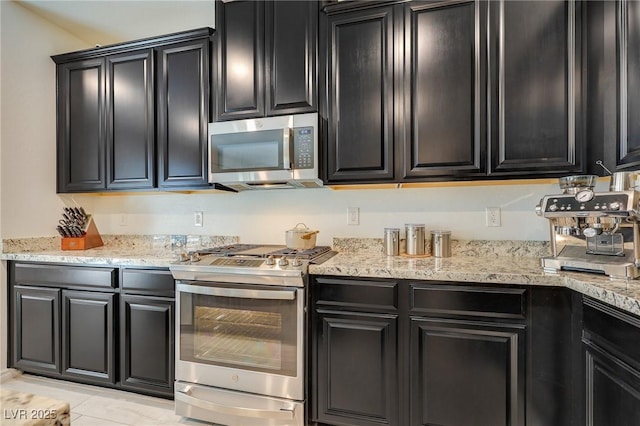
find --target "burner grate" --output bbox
[268,246,332,259]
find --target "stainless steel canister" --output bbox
[405,224,426,255]
[383,228,400,256]
[431,230,451,258]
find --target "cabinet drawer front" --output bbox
[121,268,174,297]
[583,297,640,368]
[13,263,116,289]
[410,283,526,319]
[314,277,398,312]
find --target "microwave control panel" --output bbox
[293,127,314,169]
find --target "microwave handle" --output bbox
[177,283,295,300]
[283,128,292,169]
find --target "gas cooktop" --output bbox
[169,244,336,286]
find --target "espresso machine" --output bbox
[536,174,640,279]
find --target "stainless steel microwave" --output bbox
[208,113,321,191]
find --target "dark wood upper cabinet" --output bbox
[265,1,318,115]
[617,0,640,169]
[323,5,397,182]
[321,0,585,184]
[156,38,210,189]
[214,0,317,121]
[488,0,584,176]
[215,0,264,120]
[105,49,155,190]
[53,28,213,193]
[402,1,486,179]
[56,58,106,192]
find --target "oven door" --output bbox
[175,281,305,400]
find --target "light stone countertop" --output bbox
[308,252,640,317]
[2,235,640,317]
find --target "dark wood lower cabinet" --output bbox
[120,294,175,397]
[585,344,640,426]
[7,262,175,399]
[583,298,640,426]
[312,278,583,426]
[409,318,525,426]
[62,290,116,384]
[315,311,398,426]
[11,286,61,376]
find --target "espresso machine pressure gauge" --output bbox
[575,189,594,203]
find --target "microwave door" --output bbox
[209,128,295,184]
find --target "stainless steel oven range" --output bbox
[169,245,335,426]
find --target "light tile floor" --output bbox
[0,373,209,425]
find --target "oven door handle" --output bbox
[175,388,295,420]
[177,283,296,300]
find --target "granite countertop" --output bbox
[309,251,640,317]
[0,234,239,268]
[2,235,640,317]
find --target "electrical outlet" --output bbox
[486,207,501,227]
[119,213,128,227]
[194,211,203,227]
[347,207,359,225]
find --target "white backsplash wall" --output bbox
[73,180,607,244]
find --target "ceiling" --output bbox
[16,0,215,47]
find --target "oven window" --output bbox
[194,306,283,370]
[179,286,299,377]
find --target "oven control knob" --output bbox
[609,201,621,211]
[548,203,558,212]
[265,255,276,266]
[291,257,302,267]
[278,257,289,267]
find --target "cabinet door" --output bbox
[409,318,525,426]
[325,5,397,182]
[617,0,640,169]
[314,311,399,426]
[62,290,116,384]
[11,286,61,375]
[120,295,174,397]
[402,1,486,179]
[215,0,265,120]
[157,38,210,188]
[584,344,640,426]
[105,49,155,190]
[57,58,106,192]
[265,0,317,116]
[488,0,584,176]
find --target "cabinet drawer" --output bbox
[583,297,640,368]
[13,263,116,290]
[314,277,398,312]
[121,268,174,297]
[410,283,526,320]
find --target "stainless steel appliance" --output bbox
[169,244,335,426]
[208,113,321,191]
[536,178,640,279]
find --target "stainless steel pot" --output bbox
[285,223,319,250]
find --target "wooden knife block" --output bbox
[61,217,104,250]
